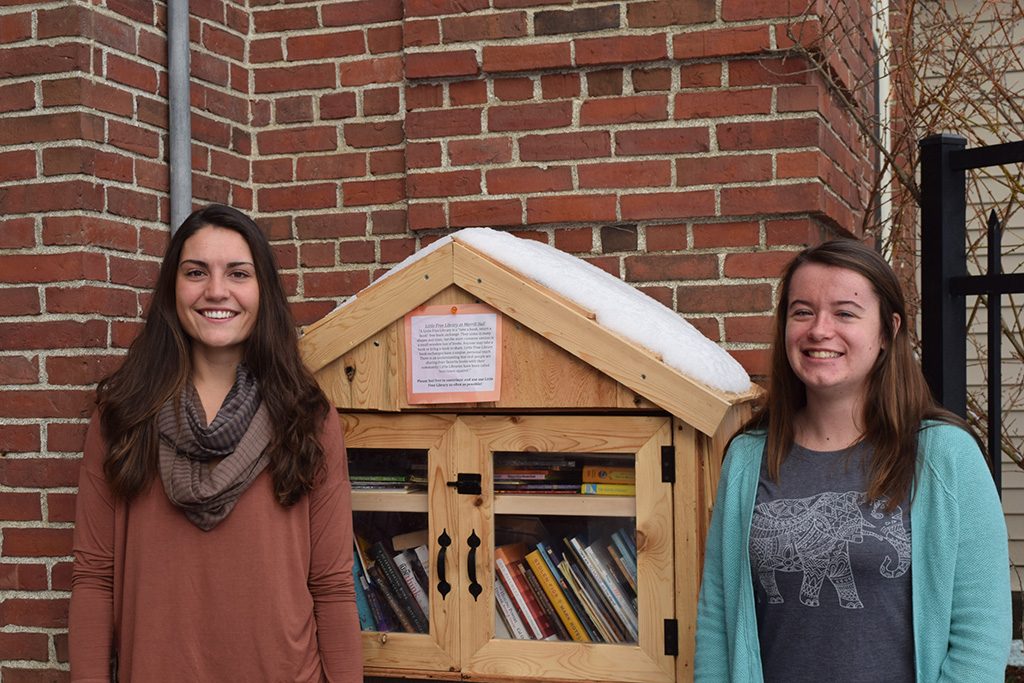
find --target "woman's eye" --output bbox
[229,270,252,279]
[185,269,206,278]
[791,309,812,318]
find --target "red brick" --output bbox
[2,666,72,682]
[615,127,708,155]
[579,160,672,189]
[368,25,402,53]
[322,0,402,26]
[721,183,824,217]
[646,224,687,251]
[676,283,773,313]
[0,423,40,454]
[677,154,772,186]
[494,77,534,101]
[408,203,447,230]
[575,34,668,66]
[109,255,159,288]
[730,348,770,378]
[252,6,318,31]
[728,56,810,87]
[406,84,443,110]
[777,85,822,113]
[107,186,160,221]
[408,170,480,198]
[621,190,715,220]
[194,174,232,205]
[624,253,717,281]
[47,493,76,523]
[111,321,143,349]
[404,18,441,47]
[527,195,616,224]
[407,142,442,168]
[443,11,527,42]
[259,184,337,212]
[286,31,365,60]
[482,43,572,72]
[406,108,481,139]
[0,598,68,629]
[406,0,488,17]
[0,562,47,591]
[364,87,400,115]
[46,286,136,317]
[488,101,572,132]
[380,238,416,263]
[371,209,407,234]
[0,355,37,385]
[639,286,673,309]
[258,127,337,155]
[724,251,797,278]
[450,80,487,105]
[105,53,158,92]
[296,154,364,181]
[1,179,108,214]
[673,25,770,59]
[0,492,41,521]
[717,119,820,151]
[0,81,34,113]
[290,301,336,327]
[766,217,822,246]
[0,321,106,351]
[0,150,34,182]
[250,37,283,62]
[42,78,134,117]
[587,69,622,96]
[541,73,580,99]
[341,178,404,206]
[583,255,619,277]
[300,243,336,268]
[675,88,772,119]
[303,270,371,298]
[628,0,715,27]
[600,224,638,252]
[0,287,40,317]
[42,146,133,182]
[320,92,358,119]
[536,5,619,35]
[449,138,512,166]
[406,50,479,79]
[202,23,244,60]
[632,67,671,91]
[296,213,366,239]
[0,632,48,662]
[487,166,573,194]
[0,43,90,78]
[46,355,125,386]
[344,120,403,148]
[0,12,32,43]
[0,218,34,247]
[519,131,610,161]
[724,315,774,343]
[191,51,230,87]
[0,112,103,146]
[722,0,804,21]
[693,221,761,248]
[42,216,137,252]
[107,120,161,157]
[254,64,335,93]
[274,96,314,125]
[0,253,105,285]
[337,241,375,264]
[449,199,522,228]
[371,150,403,181]
[580,94,667,126]
[679,63,722,87]
[339,56,403,86]
[553,228,594,254]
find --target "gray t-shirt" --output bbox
[750,442,913,682]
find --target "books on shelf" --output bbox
[368,541,429,633]
[581,465,635,484]
[491,528,640,645]
[494,580,531,639]
[580,482,635,496]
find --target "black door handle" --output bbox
[466,529,482,600]
[436,529,451,599]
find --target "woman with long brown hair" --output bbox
[696,239,1009,681]
[70,205,362,681]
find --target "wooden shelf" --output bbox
[352,490,429,513]
[494,493,635,517]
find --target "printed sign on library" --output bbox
[405,303,502,404]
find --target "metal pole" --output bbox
[168,0,192,234]
[919,134,968,417]
[987,209,1002,495]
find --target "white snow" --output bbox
[337,228,752,394]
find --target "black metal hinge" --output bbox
[446,472,481,495]
[660,445,675,483]
[664,618,679,656]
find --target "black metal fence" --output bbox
[919,133,1024,495]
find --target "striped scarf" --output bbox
[157,364,271,531]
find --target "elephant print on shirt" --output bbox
[750,491,910,609]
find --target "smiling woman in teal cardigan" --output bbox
[695,241,1009,682]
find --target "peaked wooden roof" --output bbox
[299,238,759,436]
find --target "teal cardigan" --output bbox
[695,423,1010,682]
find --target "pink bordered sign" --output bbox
[404,303,503,404]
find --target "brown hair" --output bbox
[745,238,969,509]
[96,204,330,505]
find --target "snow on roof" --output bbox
[346,227,752,395]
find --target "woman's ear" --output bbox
[891,313,901,340]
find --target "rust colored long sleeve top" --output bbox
[69,412,363,682]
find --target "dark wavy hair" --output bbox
[745,239,969,509]
[96,204,330,505]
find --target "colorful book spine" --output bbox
[352,545,375,631]
[493,580,531,639]
[520,560,570,641]
[394,549,430,617]
[583,541,639,640]
[581,465,635,483]
[524,548,590,642]
[607,543,637,594]
[539,542,601,642]
[370,541,428,633]
[363,577,396,632]
[610,530,637,585]
[369,564,416,633]
[560,558,617,642]
[563,537,627,641]
[494,543,557,640]
[580,482,636,496]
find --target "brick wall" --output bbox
[0,1,874,679]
